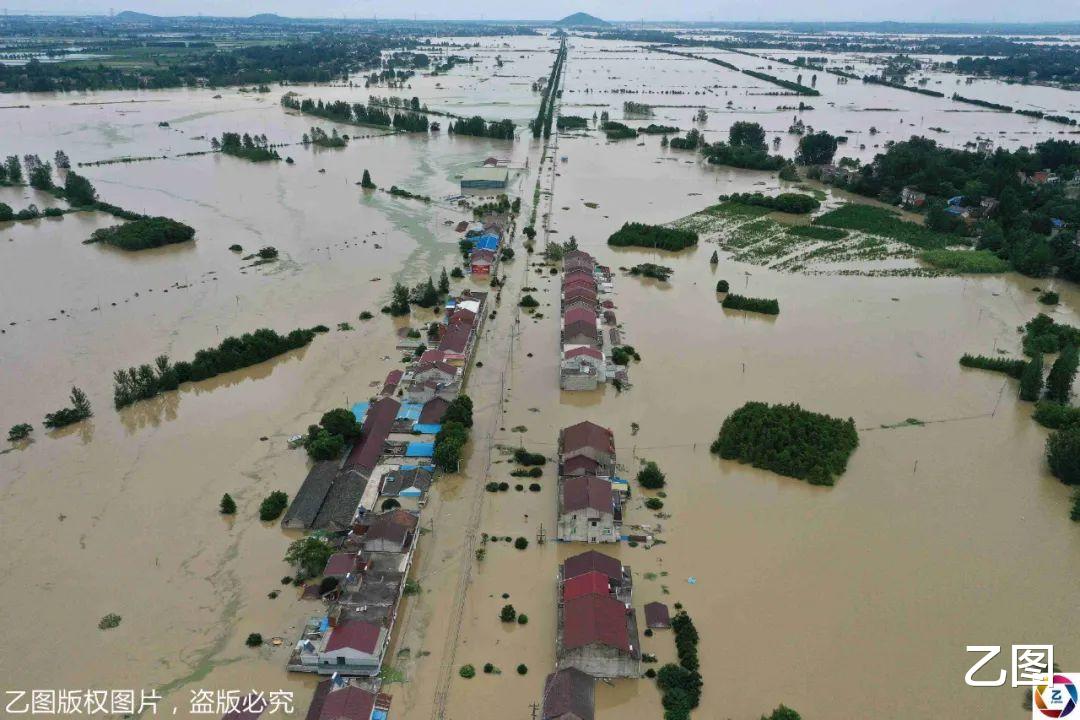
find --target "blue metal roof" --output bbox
[472,234,499,251]
[405,442,434,457]
[413,423,442,434]
[397,402,423,421]
[947,195,964,206]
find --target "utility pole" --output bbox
[530,702,539,720]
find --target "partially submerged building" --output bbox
[557,474,619,543]
[460,165,509,190]
[541,667,596,720]
[559,421,616,477]
[556,550,640,678]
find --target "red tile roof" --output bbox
[563,286,598,301]
[471,249,496,262]
[562,320,598,342]
[323,552,359,577]
[563,307,596,327]
[562,276,597,291]
[449,308,476,326]
[561,475,613,514]
[562,455,601,476]
[562,593,630,652]
[563,550,622,583]
[414,360,458,377]
[564,346,603,361]
[325,620,382,654]
[560,421,614,456]
[380,370,403,395]
[419,349,447,364]
[345,397,400,472]
[438,324,471,354]
[562,570,612,601]
[319,685,376,720]
[419,397,450,424]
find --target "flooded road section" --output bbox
[0,32,1078,720]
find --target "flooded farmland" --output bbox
[2,30,1079,720]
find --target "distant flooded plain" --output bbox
[1,32,1078,720]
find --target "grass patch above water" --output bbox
[814,204,953,250]
[785,225,848,241]
[921,249,1010,274]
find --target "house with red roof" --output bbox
[562,550,628,589]
[562,319,600,348]
[470,248,496,274]
[557,591,640,678]
[437,323,473,364]
[541,667,595,720]
[562,570,613,601]
[559,421,616,476]
[560,346,606,391]
[558,475,618,543]
[317,619,387,675]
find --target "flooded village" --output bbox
[2,10,1080,720]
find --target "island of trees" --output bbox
[721,192,820,214]
[85,216,195,250]
[711,401,859,486]
[214,132,280,161]
[608,222,698,251]
[721,294,780,315]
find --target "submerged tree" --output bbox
[361,169,376,189]
[1020,353,1044,402]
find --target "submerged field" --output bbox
[1,30,1079,720]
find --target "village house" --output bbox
[470,248,496,274]
[304,678,388,720]
[562,285,598,307]
[556,551,640,678]
[410,360,458,386]
[900,186,927,208]
[310,619,387,676]
[541,667,596,720]
[558,474,619,543]
[562,318,601,348]
[358,508,418,553]
[560,346,606,391]
[559,421,616,476]
[379,465,434,500]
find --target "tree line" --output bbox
[112,327,324,408]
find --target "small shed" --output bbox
[644,601,670,629]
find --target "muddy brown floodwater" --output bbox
[1,32,1078,720]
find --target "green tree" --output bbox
[796,131,838,165]
[500,604,517,622]
[319,408,362,440]
[1047,426,1080,485]
[7,423,33,442]
[637,461,666,489]
[729,121,767,152]
[220,493,237,515]
[4,155,21,183]
[1046,345,1079,403]
[64,171,97,206]
[28,163,53,190]
[284,535,334,577]
[361,169,376,189]
[710,250,719,264]
[0,202,12,221]
[438,267,450,294]
[306,429,345,461]
[1020,353,1044,402]
[258,491,289,521]
[761,705,802,720]
[388,282,411,316]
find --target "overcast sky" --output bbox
[6,0,1077,23]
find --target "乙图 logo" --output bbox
[1034,674,1079,718]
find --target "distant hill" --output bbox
[249,13,290,23]
[113,10,160,22]
[555,12,609,27]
